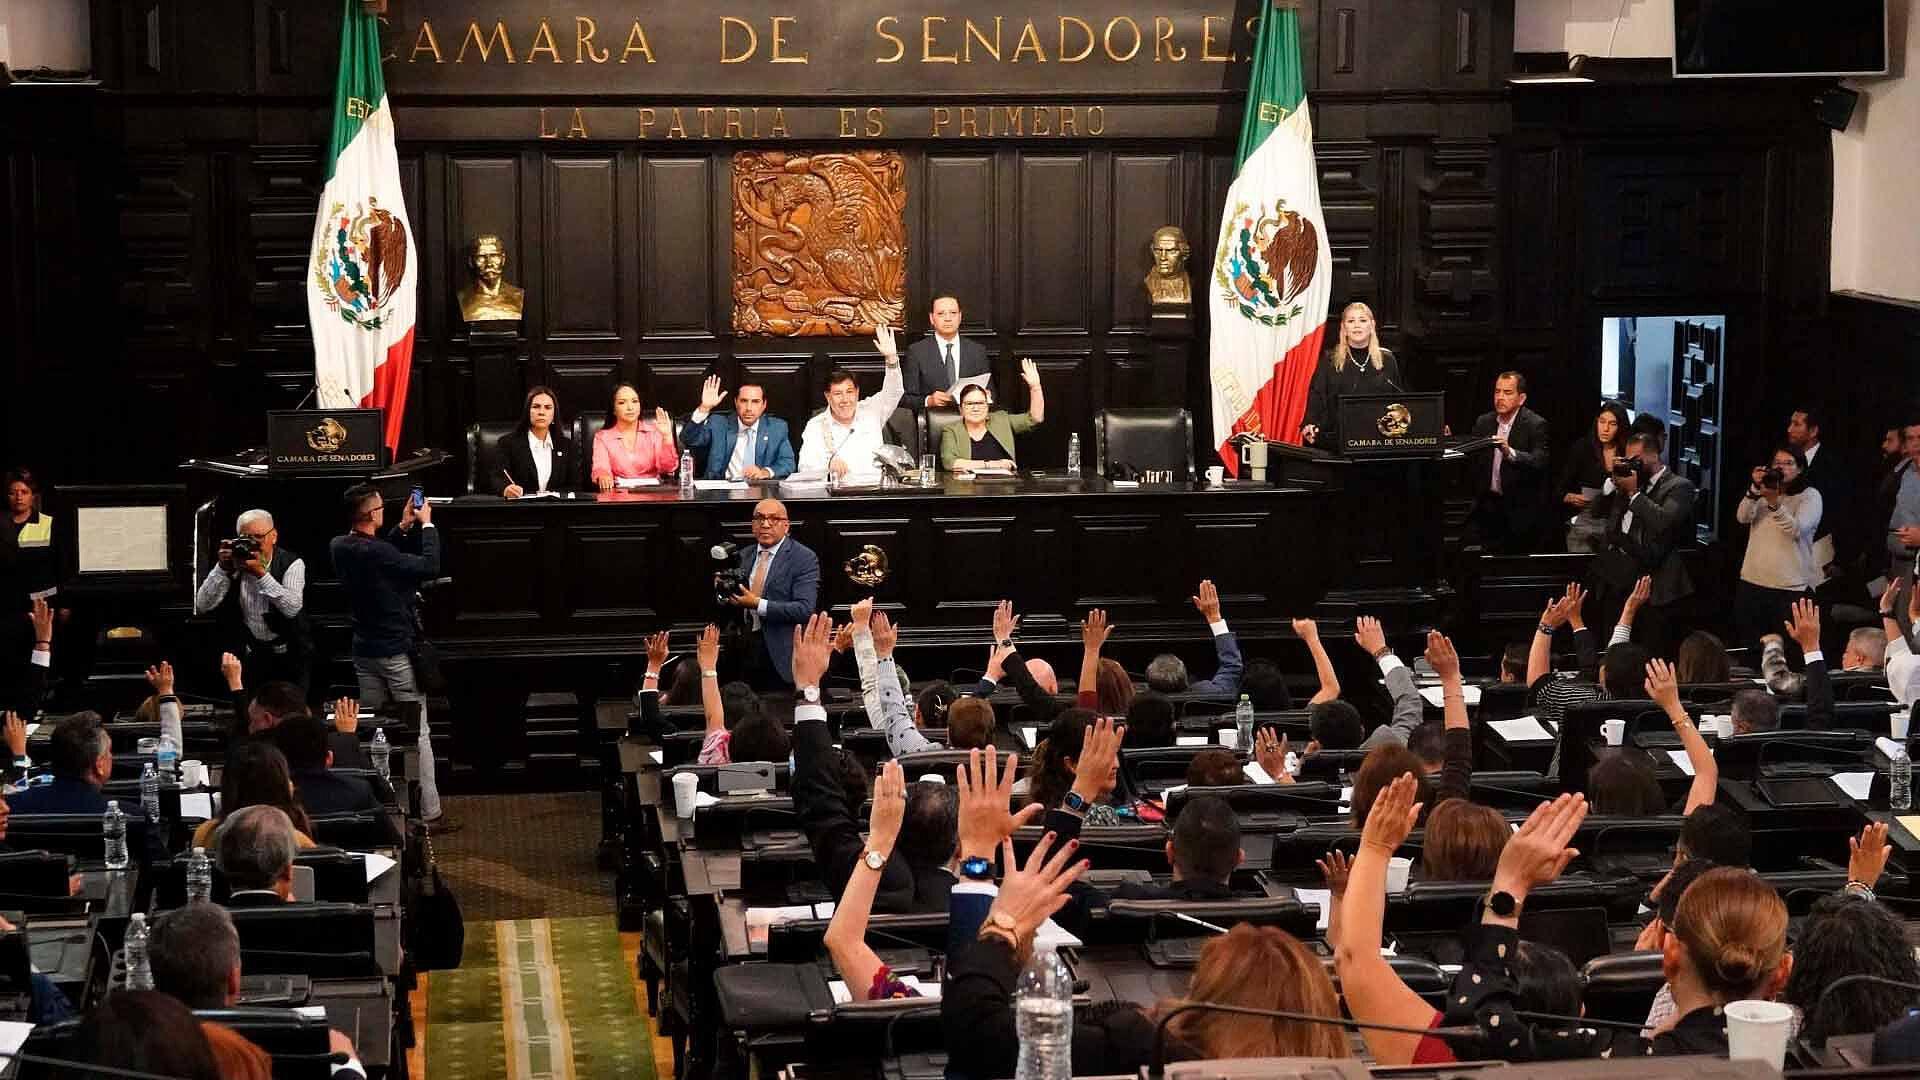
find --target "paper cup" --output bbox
[1206,466,1225,486]
[179,760,206,789]
[137,737,158,755]
[917,774,946,785]
[1724,999,1794,1068]
[1386,856,1413,893]
[1601,718,1626,746]
[1894,711,1911,741]
[1716,716,1738,739]
[1218,729,1239,749]
[672,772,699,819]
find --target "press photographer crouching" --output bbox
[1590,423,1696,655]
[191,509,310,693]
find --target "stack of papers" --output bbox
[828,974,942,1003]
[1488,715,1556,742]
[1419,684,1483,707]
[693,479,749,491]
[615,477,661,489]
[179,793,216,819]
[1174,735,1209,747]
[1832,772,1876,801]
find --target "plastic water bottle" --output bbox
[1894,743,1913,811]
[155,732,178,783]
[155,733,178,781]
[1014,943,1073,1080]
[370,726,391,781]
[186,846,214,905]
[123,912,154,991]
[1066,433,1081,477]
[679,451,697,498]
[140,762,162,823]
[103,800,129,870]
[1235,694,1256,752]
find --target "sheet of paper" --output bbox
[1339,785,1354,806]
[614,476,661,489]
[179,793,215,819]
[965,467,1016,478]
[1295,888,1333,931]
[0,1021,33,1062]
[75,505,169,573]
[1175,735,1208,747]
[695,791,721,809]
[1878,737,1907,759]
[1159,783,1188,797]
[693,479,750,491]
[1489,715,1556,742]
[24,723,37,737]
[1216,730,1238,748]
[1419,684,1482,707]
[363,852,398,883]
[1832,771,1876,801]
[293,1005,329,1020]
[1899,816,1920,842]
[1242,761,1276,785]
[1033,917,1082,952]
[828,979,853,1005]
[517,490,562,499]
[745,905,818,933]
[648,749,664,765]
[1666,750,1696,777]
[1020,727,1039,749]
[951,371,992,396]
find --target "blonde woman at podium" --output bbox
[1299,302,1407,449]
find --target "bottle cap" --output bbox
[107,799,120,809]
[193,846,206,855]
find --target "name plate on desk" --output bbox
[267,410,387,473]
[1337,392,1445,459]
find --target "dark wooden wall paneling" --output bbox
[2,0,1848,537]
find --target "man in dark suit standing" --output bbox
[901,295,991,412]
[681,375,796,480]
[721,497,820,688]
[1592,424,1696,655]
[1464,371,1552,553]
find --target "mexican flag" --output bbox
[308,0,416,455]
[1207,2,1332,473]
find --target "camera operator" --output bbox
[1590,423,1695,655]
[716,497,819,690]
[192,509,310,692]
[1733,446,1821,650]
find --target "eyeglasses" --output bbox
[752,514,788,524]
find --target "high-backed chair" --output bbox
[1096,408,1195,480]
[466,420,520,494]
[575,410,609,452]
[223,901,379,978]
[887,406,923,459]
[923,407,962,464]
[193,1008,335,1080]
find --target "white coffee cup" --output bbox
[917,774,945,785]
[672,771,699,819]
[1206,465,1225,486]
[1218,728,1239,749]
[1386,856,1413,893]
[1894,710,1912,741]
[179,760,207,789]
[1601,718,1626,746]
[1724,999,1794,1068]
[1714,715,1737,739]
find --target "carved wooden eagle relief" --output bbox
[731,150,907,336]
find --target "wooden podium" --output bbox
[1321,391,1453,620]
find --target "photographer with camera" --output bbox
[192,509,310,692]
[1590,423,1695,655]
[716,497,819,689]
[1733,445,1821,650]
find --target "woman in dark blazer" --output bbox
[494,385,582,497]
[1300,302,1407,449]
[1556,400,1631,551]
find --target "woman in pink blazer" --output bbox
[591,383,680,491]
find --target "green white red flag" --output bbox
[1207,2,1332,472]
[308,0,416,454]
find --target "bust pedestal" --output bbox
[1146,301,1194,408]
[465,321,525,423]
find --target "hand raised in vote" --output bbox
[333,698,359,734]
[1255,728,1291,784]
[791,612,834,689]
[871,323,899,361]
[1191,579,1223,623]
[653,407,675,441]
[220,651,244,692]
[4,711,24,758]
[1643,657,1681,712]
[1020,358,1041,388]
[696,624,720,672]
[1423,630,1461,682]
[992,600,1020,643]
[850,596,875,628]
[871,612,899,657]
[645,630,670,672]
[699,374,728,413]
[1353,615,1389,657]
[1081,608,1113,652]
[832,623,854,654]
[145,660,175,696]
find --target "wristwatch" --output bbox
[1486,890,1521,918]
[959,855,994,881]
[995,637,1014,650]
[798,685,821,703]
[1062,790,1089,814]
[862,849,888,871]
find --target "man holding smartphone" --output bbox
[331,483,448,830]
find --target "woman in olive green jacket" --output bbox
[940,358,1045,472]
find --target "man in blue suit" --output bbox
[721,497,819,687]
[682,375,796,481]
[5,711,111,815]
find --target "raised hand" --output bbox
[986,642,1015,683]
[696,623,721,672]
[4,711,24,758]
[1539,591,1573,630]
[654,407,676,440]
[1492,793,1588,900]
[1644,657,1681,711]
[867,760,907,858]
[1563,582,1588,630]
[958,747,1043,862]
[992,600,1020,643]
[1624,574,1653,616]
[1317,849,1353,897]
[645,630,670,671]
[832,623,855,654]
[872,323,899,360]
[699,374,728,413]
[790,612,834,688]
[1020,358,1041,388]
[984,830,1088,941]
[1254,727,1291,784]
[1069,715,1125,805]
[29,596,52,645]
[1354,615,1388,657]
[1849,821,1893,889]
[1191,579,1222,623]
[1785,597,1821,654]
[333,698,359,734]
[871,611,899,656]
[1423,630,1460,681]
[145,660,175,696]
[851,595,875,628]
[219,651,244,692]
[1291,617,1319,640]
[1081,608,1113,651]
[1359,771,1422,855]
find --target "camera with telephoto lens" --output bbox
[229,536,259,564]
[711,541,747,602]
[1761,467,1785,489]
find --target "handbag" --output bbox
[406,827,465,970]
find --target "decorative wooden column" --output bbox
[465,321,525,424]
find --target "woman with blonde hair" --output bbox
[1301,302,1408,448]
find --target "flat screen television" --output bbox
[1674,0,1888,78]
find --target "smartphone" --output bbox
[409,487,425,510]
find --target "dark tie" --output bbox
[943,342,956,389]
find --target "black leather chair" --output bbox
[0,850,75,900]
[923,407,961,464]
[466,419,520,494]
[307,810,402,851]
[888,406,924,459]
[223,901,379,978]
[194,1007,335,1080]
[1096,408,1195,480]
[152,847,370,906]
[4,812,154,864]
[1579,950,1666,1024]
[575,410,609,452]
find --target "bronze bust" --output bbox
[1143,225,1193,306]
[456,234,525,322]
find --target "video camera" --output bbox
[711,541,748,602]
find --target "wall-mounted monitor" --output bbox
[1674,0,1888,78]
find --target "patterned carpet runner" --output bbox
[425,917,655,1080]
